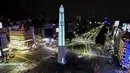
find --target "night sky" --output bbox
[1,0,130,22]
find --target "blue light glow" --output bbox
[58,6,65,46]
[58,4,66,65]
[129,55,130,60]
[104,20,107,23]
[119,41,130,69]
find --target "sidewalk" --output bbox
[8,61,38,73]
[0,63,17,73]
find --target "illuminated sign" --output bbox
[10,35,24,40]
[0,22,2,29]
[11,24,24,31]
[104,17,108,24]
[56,28,59,32]
[11,25,19,30]
[122,23,127,31]
[114,21,120,27]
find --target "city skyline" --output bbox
[1,0,130,22]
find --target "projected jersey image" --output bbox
[58,4,66,65]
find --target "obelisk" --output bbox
[57,4,66,64]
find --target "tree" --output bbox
[96,25,108,45]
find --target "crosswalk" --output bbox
[0,63,24,66]
[15,54,34,62]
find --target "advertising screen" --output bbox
[122,23,127,31]
[56,28,59,32]
[114,21,120,27]
[10,25,20,31]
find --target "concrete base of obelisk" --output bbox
[57,46,66,64]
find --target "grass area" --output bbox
[8,58,16,63]
[79,49,85,53]
[66,43,90,54]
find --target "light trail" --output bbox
[82,50,111,59]
[0,63,24,66]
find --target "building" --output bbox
[9,24,35,50]
[0,22,8,59]
[42,23,57,38]
[118,31,130,69]
[0,29,7,50]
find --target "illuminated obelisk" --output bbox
[58,4,66,64]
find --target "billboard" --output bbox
[114,21,120,27]
[56,28,59,32]
[10,35,24,40]
[0,22,2,29]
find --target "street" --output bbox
[0,43,56,73]
[29,24,106,73]
[65,24,119,73]
[0,24,123,73]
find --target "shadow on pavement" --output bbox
[29,51,95,73]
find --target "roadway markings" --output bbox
[15,54,34,63]
[0,63,24,66]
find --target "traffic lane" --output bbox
[9,56,27,63]
[92,30,101,40]
[7,57,32,73]
[88,29,101,40]
[0,65,16,73]
[32,46,55,57]
[87,44,116,73]
[90,25,104,40]
[7,43,55,73]
[0,56,27,73]
[14,47,55,63]
[29,57,59,73]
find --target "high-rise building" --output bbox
[118,31,130,69]
[88,14,95,24]
[0,22,7,57]
[9,24,35,50]
[76,16,81,21]
[42,23,56,38]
